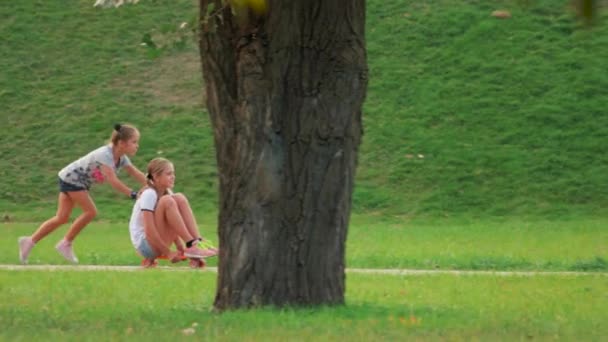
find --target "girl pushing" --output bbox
[18,123,147,264]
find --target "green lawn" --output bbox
[3,216,606,271]
[1,271,606,340]
[2,0,608,339]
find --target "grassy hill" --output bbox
[362,0,608,219]
[1,0,607,222]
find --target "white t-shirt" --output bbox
[129,188,158,248]
[58,145,131,189]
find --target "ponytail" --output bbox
[109,123,138,145]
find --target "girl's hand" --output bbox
[174,239,185,254]
[168,251,184,263]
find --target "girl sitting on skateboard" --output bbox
[129,157,217,268]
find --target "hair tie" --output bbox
[114,123,122,132]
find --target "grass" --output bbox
[0,0,217,220]
[2,1,607,339]
[361,0,608,217]
[3,216,606,271]
[1,0,607,220]
[347,215,608,271]
[1,271,606,340]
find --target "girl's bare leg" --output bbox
[172,193,201,239]
[56,191,97,263]
[31,192,75,243]
[154,196,212,259]
[172,193,218,254]
[19,192,74,263]
[154,196,195,245]
[63,191,97,242]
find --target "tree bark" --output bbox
[199,0,367,310]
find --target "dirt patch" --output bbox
[113,51,205,109]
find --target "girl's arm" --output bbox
[124,164,147,187]
[142,211,171,256]
[100,164,135,198]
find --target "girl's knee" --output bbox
[84,208,98,219]
[172,193,189,205]
[158,195,177,209]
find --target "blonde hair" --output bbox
[109,123,139,146]
[145,157,174,195]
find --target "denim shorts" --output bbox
[137,237,158,259]
[58,178,87,193]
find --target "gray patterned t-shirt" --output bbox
[58,145,131,189]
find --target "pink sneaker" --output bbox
[203,247,218,257]
[18,236,35,264]
[197,240,219,257]
[184,246,216,259]
[55,239,78,264]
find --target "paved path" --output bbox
[0,264,605,276]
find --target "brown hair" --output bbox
[109,123,139,146]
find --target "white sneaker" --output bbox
[55,239,79,264]
[18,236,35,264]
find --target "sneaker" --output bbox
[55,239,79,264]
[18,236,35,264]
[203,247,218,257]
[184,246,216,259]
[197,240,219,257]
[198,238,216,248]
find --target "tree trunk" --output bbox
[199,0,367,310]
